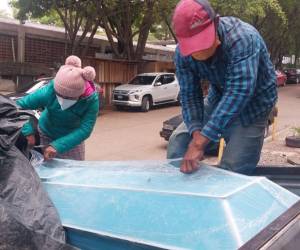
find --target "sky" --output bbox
[0,0,13,16]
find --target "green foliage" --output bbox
[292,127,300,136]
[32,10,63,26]
[10,0,50,20]
[10,0,300,63]
[151,0,178,41]
[0,9,11,18]
[194,0,298,66]
[210,0,286,24]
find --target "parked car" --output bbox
[160,114,183,141]
[275,70,287,87]
[6,77,53,100]
[112,72,180,112]
[160,107,278,141]
[283,68,300,84]
[6,78,104,112]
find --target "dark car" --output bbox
[160,114,183,141]
[160,107,278,141]
[6,78,104,112]
[160,114,219,156]
[283,68,300,84]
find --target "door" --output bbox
[161,74,179,101]
[151,75,167,103]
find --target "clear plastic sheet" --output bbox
[33,157,300,250]
[0,95,74,250]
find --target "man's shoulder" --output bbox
[220,17,262,50]
[175,45,183,58]
[220,16,260,38]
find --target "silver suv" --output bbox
[112,72,180,112]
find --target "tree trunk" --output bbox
[135,0,155,61]
[163,16,177,43]
[81,20,100,57]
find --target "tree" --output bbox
[277,0,300,67]
[152,0,178,42]
[32,10,63,26]
[94,0,156,61]
[13,0,299,65]
[182,0,299,66]
[11,0,176,61]
[0,9,11,18]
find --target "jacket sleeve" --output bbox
[50,95,99,153]
[201,35,260,141]
[16,82,53,136]
[175,48,205,135]
[16,82,52,110]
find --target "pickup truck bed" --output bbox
[241,166,300,250]
[253,166,300,196]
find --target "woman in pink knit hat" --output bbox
[17,55,99,161]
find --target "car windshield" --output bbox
[25,80,48,94]
[128,75,156,85]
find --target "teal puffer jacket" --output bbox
[17,80,99,153]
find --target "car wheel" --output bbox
[141,96,151,112]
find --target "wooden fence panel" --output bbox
[83,58,174,106]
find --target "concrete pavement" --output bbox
[276,84,300,130]
[86,105,181,160]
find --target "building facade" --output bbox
[0,18,175,103]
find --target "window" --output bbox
[162,74,175,84]
[128,75,156,85]
[155,76,163,84]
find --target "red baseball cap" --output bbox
[172,0,216,56]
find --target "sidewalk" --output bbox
[202,126,300,167]
[259,126,300,166]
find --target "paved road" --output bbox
[276,84,300,130]
[86,105,181,160]
[86,85,300,161]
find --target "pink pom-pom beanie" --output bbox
[54,55,96,98]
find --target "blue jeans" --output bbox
[167,100,267,175]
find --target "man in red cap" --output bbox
[168,0,277,174]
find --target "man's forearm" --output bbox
[191,130,210,149]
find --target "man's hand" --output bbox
[44,146,57,161]
[26,135,36,148]
[180,131,210,174]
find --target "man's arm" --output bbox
[175,48,204,134]
[201,35,261,141]
[175,49,211,173]
[207,84,221,107]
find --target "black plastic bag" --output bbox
[0,95,75,250]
